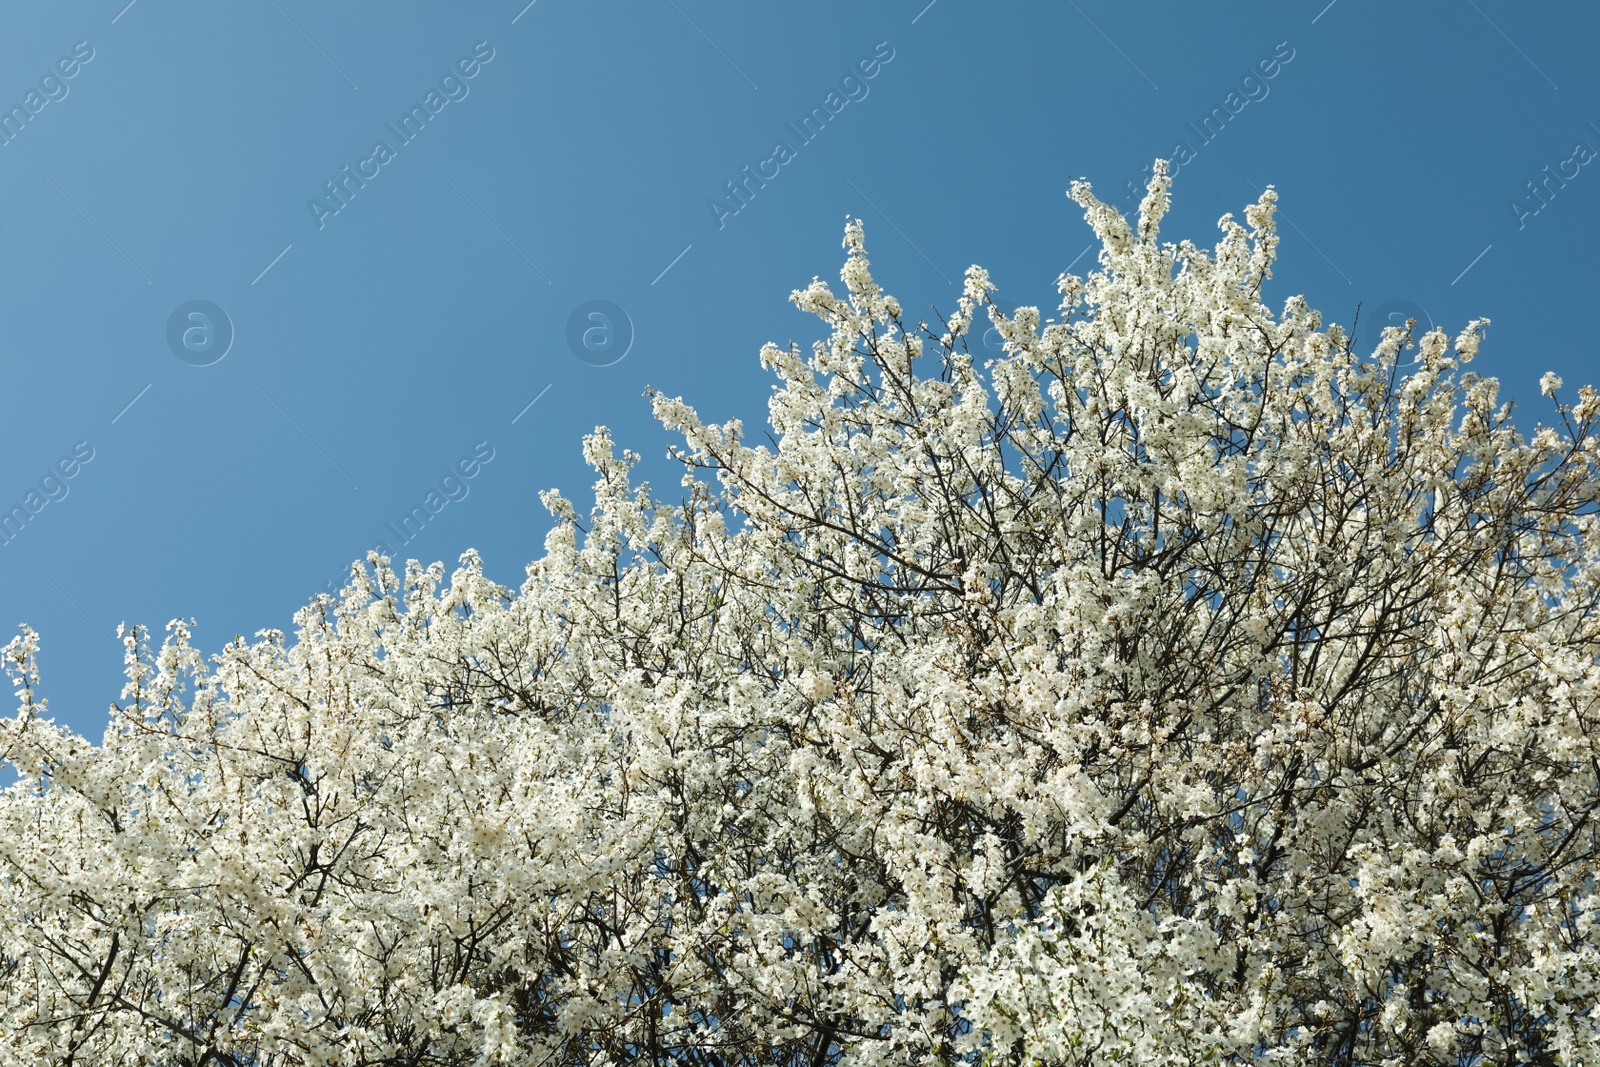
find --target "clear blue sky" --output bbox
[3,0,1596,740]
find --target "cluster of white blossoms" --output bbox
[4,161,1600,1065]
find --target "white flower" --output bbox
[799,669,835,701]
[0,167,1595,1065]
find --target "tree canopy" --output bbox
[5,163,1600,1065]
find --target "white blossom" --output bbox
[3,165,1599,1065]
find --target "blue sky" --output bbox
[2,0,1596,739]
